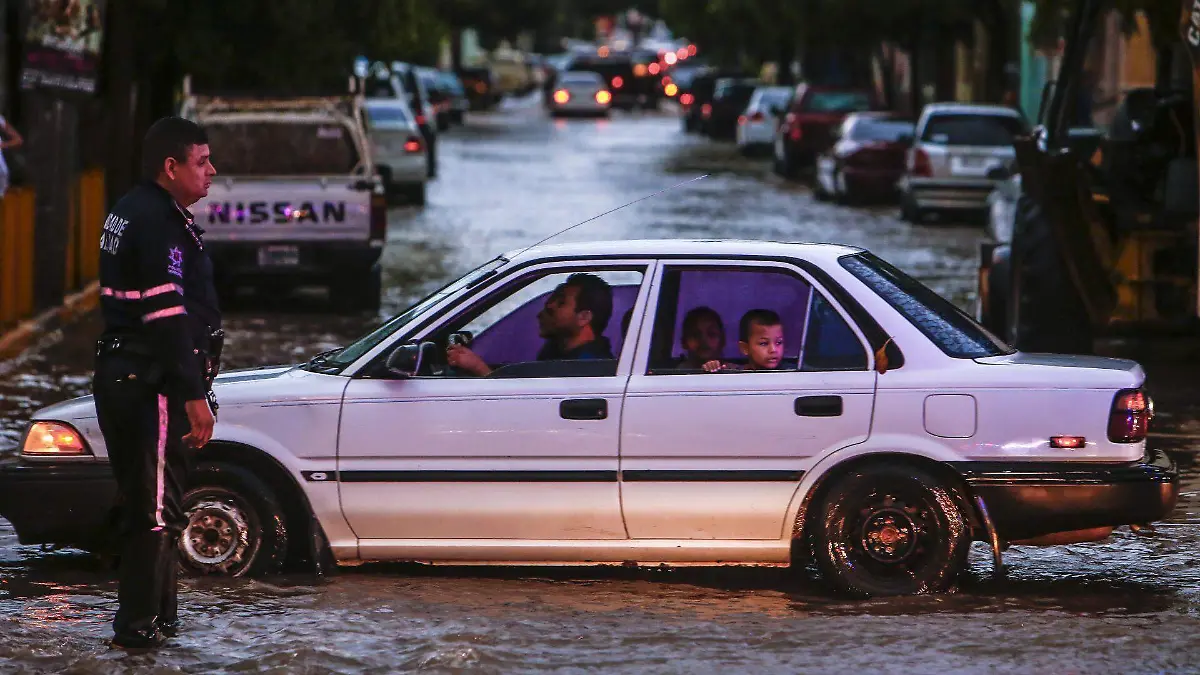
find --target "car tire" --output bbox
[1009,194,1094,354]
[178,463,288,578]
[811,462,971,597]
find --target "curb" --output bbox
[0,281,101,361]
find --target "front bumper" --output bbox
[952,449,1179,541]
[0,459,117,550]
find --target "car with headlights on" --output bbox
[548,71,612,118]
[0,239,1177,596]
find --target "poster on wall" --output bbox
[20,0,106,95]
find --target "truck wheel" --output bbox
[1010,194,1094,354]
[810,463,970,597]
[333,264,382,313]
[178,463,288,578]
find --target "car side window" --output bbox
[646,266,814,374]
[800,292,868,371]
[438,267,646,378]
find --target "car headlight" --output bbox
[22,421,91,457]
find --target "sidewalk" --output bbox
[0,281,100,361]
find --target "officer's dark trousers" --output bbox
[93,354,191,638]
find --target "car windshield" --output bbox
[364,103,412,127]
[849,119,914,142]
[802,90,872,113]
[839,252,1012,359]
[921,113,1026,146]
[310,256,510,372]
[203,120,361,176]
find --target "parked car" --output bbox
[897,103,1029,223]
[773,84,876,178]
[392,62,439,179]
[417,67,464,131]
[736,85,793,155]
[0,239,1177,597]
[458,66,501,111]
[363,97,429,205]
[703,77,760,140]
[680,68,746,134]
[814,112,915,203]
[437,71,470,126]
[548,71,612,118]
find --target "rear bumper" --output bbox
[951,449,1180,541]
[208,242,382,284]
[843,167,904,195]
[904,178,997,209]
[0,459,116,550]
[378,156,427,184]
[550,101,610,116]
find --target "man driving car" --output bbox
[447,273,614,376]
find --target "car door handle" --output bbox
[560,398,608,421]
[795,395,842,417]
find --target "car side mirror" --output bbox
[386,342,434,378]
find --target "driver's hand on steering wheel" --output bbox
[447,344,491,376]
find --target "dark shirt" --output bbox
[98,181,221,401]
[536,336,615,361]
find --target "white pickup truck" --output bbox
[180,82,387,311]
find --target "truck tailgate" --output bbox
[198,177,373,243]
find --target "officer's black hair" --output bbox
[562,273,613,336]
[739,308,782,342]
[141,117,209,180]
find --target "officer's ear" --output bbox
[161,156,179,181]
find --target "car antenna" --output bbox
[511,174,709,260]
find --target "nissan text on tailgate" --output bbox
[186,95,388,311]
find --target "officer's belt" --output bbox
[95,335,157,359]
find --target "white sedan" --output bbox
[363,97,429,205]
[0,240,1177,596]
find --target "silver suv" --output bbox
[898,103,1029,222]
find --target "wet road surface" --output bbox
[1,95,1199,673]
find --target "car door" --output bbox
[336,262,653,547]
[620,260,876,540]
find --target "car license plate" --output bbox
[257,245,300,267]
[951,156,988,176]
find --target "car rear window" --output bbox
[365,104,412,126]
[715,81,758,101]
[205,121,361,176]
[849,119,914,142]
[802,91,871,113]
[756,88,793,107]
[560,72,603,85]
[839,252,1012,359]
[921,114,1026,146]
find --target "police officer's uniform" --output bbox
[93,180,222,644]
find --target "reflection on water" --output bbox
[1,98,1199,673]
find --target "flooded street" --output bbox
[2,96,1199,673]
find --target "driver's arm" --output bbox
[446,344,492,376]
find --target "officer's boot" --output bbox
[111,529,170,649]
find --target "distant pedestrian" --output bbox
[0,115,25,198]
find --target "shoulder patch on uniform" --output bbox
[167,247,184,278]
[99,213,129,255]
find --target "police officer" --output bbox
[93,116,220,649]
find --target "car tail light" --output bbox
[612,76,624,89]
[750,111,764,122]
[404,136,423,153]
[648,63,661,75]
[22,421,89,457]
[788,124,802,141]
[737,115,747,126]
[595,90,612,104]
[416,113,427,126]
[370,191,387,243]
[909,148,932,177]
[701,103,711,118]
[553,89,570,104]
[680,93,694,106]
[474,82,487,93]
[1108,389,1152,443]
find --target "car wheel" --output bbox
[1009,194,1094,354]
[178,463,288,578]
[811,462,971,597]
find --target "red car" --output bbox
[772,84,877,178]
[814,112,915,203]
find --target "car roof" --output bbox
[500,239,864,265]
[922,103,1022,117]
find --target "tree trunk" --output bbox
[450,30,464,72]
[778,37,796,85]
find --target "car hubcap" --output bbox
[861,505,920,563]
[182,500,249,566]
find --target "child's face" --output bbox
[739,322,785,370]
[683,316,724,362]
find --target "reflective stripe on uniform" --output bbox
[142,306,187,322]
[102,283,183,300]
[153,393,167,531]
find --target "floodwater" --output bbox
[1,95,1198,674]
